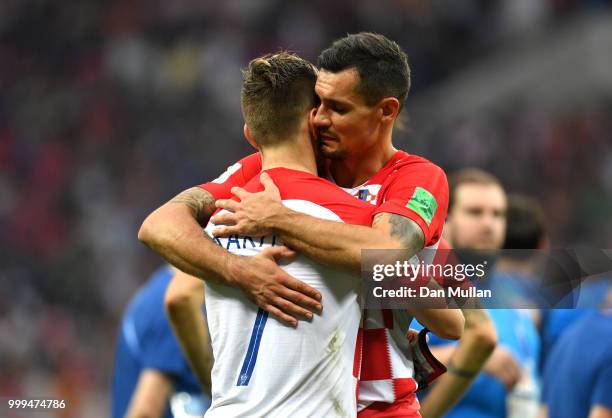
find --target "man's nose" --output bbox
[313,106,331,127]
[480,214,497,233]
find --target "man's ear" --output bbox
[308,108,318,140]
[379,97,401,123]
[243,124,259,150]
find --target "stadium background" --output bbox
[1,0,611,416]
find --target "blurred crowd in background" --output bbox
[1,0,611,416]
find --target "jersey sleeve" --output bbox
[374,162,448,247]
[592,362,612,409]
[198,152,262,200]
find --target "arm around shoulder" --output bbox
[138,187,245,284]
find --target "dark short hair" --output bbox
[448,168,504,213]
[241,52,317,146]
[503,195,546,249]
[317,32,410,108]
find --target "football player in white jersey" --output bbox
[205,52,376,417]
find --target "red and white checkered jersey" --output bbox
[202,167,372,418]
[333,151,448,413]
[198,151,449,413]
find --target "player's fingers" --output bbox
[230,186,249,200]
[500,368,519,390]
[263,245,297,261]
[210,211,238,226]
[277,286,321,314]
[283,277,322,302]
[504,375,518,390]
[497,373,510,390]
[215,199,239,212]
[503,353,521,380]
[272,295,314,321]
[260,173,280,194]
[406,329,419,343]
[263,304,298,328]
[212,225,241,237]
[507,366,522,388]
[279,274,323,305]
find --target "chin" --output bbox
[319,144,345,160]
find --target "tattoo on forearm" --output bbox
[387,213,425,251]
[372,213,384,227]
[170,187,216,223]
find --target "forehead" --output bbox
[456,183,507,208]
[315,68,363,102]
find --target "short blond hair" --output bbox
[241,52,317,146]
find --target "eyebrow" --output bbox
[320,97,352,107]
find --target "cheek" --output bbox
[494,221,507,236]
[456,215,476,230]
[334,116,355,134]
[451,218,471,239]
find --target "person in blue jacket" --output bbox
[111,265,210,418]
[541,305,612,418]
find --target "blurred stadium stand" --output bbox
[0,0,610,416]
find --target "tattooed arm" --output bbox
[258,211,418,271]
[373,214,464,340]
[139,187,234,280]
[138,187,322,326]
[217,203,423,272]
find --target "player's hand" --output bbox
[231,246,322,327]
[212,172,284,237]
[482,346,521,389]
[406,328,430,344]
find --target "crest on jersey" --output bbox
[354,185,382,204]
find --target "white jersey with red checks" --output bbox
[199,151,449,413]
[336,151,447,412]
[202,167,372,418]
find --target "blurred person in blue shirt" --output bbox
[490,196,610,377]
[538,276,609,373]
[540,302,612,418]
[111,265,211,418]
[418,180,542,418]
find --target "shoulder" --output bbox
[124,267,173,325]
[393,151,446,177]
[268,169,373,225]
[220,152,262,183]
[238,152,262,171]
[380,152,448,201]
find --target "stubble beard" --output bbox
[318,141,346,160]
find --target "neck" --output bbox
[329,139,396,188]
[260,135,317,175]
